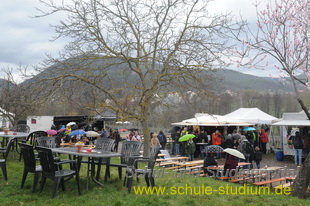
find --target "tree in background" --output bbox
[0,68,38,126]
[232,0,309,198]
[33,0,243,155]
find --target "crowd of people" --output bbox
[56,124,122,152]
[164,126,270,176]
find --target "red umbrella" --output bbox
[46,129,57,136]
[120,128,127,132]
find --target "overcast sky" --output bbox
[0,0,274,80]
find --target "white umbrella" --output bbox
[223,148,245,159]
[86,131,100,137]
[66,122,76,126]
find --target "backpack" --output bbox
[243,141,253,153]
[293,135,303,147]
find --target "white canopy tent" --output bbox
[224,108,279,125]
[171,113,252,126]
[272,111,310,156]
[272,111,310,126]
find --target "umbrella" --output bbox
[120,128,127,132]
[69,130,86,136]
[205,145,224,153]
[178,134,195,142]
[66,122,76,126]
[58,128,66,132]
[223,148,245,159]
[46,129,57,136]
[242,127,256,131]
[86,131,100,137]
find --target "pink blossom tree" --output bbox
[232,0,309,198]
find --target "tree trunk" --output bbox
[291,153,310,198]
[141,120,151,157]
[288,75,310,198]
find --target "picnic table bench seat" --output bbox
[253,177,286,187]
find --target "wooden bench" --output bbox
[229,177,251,183]
[186,169,204,175]
[217,176,233,181]
[157,161,179,167]
[274,183,291,190]
[253,177,286,187]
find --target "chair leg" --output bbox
[76,174,82,196]
[118,167,122,179]
[52,178,61,198]
[145,175,150,187]
[150,176,155,187]
[0,162,8,180]
[40,176,47,192]
[32,172,40,193]
[96,164,101,180]
[60,178,66,191]
[21,170,28,188]
[127,177,133,193]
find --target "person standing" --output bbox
[180,127,188,137]
[304,130,310,157]
[175,129,181,155]
[223,134,234,149]
[100,128,107,139]
[131,131,141,141]
[292,131,303,165]
[151,134,161,147]
[198,130,209,158]
[171,131,176,155]
[253,146,263,169]
[184,139,196,161]
[239,136,253,169]
[211,130,222,159]
[260,129,268,154]
[157,130,167,150]
[112,129,121,152]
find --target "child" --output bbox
[185,139,196,161]
[253,146,262,169]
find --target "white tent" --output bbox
[272,111,310,156]
[171,113,252,126]
[224,108,279,125]
[272,111,310,126]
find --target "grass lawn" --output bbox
[1,152,309,206]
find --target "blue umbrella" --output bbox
[242,127,256,131]
[69,130,86,136]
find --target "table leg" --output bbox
[90,157,104,187]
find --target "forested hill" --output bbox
[214,69,294,92]
[0,67,294,93]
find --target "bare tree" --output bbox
[232,0,309,198]
[33,0,243,155]
[0,68,39,126]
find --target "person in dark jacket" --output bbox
[112,129,121,152]
[157,130,167,149]
[303,130,310,157]
[292,131,303,165]
[184,139,196,161]
[253,146,262,169]
[203,153,218,176]
[223,134,234,149]
[224,154,238,177]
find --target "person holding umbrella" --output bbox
[184,138,196,161]
[223,148,245,177]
